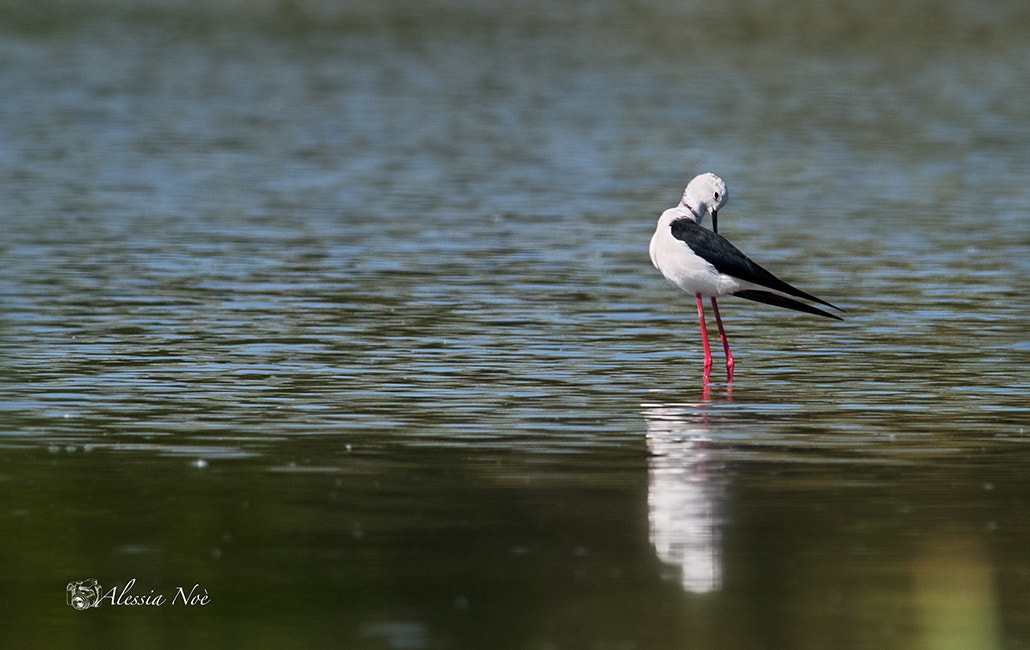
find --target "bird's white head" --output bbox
[679,173,728,230]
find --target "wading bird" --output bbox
[649,173,842,383]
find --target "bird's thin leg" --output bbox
[710,297,734,381]
[696,294,712,383]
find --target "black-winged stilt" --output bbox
[650,173,842,383]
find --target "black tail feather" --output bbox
[734,290,843,320]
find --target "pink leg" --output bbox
[696,294,712,383]
[710,297,734,381]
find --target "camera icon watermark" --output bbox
[66,578,102,610]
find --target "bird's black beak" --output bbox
[712,210,718,233]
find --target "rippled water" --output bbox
[2,1,1030,647]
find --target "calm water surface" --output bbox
[2,1,1029,647]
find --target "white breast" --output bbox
[650,220,745,298]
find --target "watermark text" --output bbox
[66,578,210,609]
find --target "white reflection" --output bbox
[642,402,724,593]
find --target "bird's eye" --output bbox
[713,192,721,200]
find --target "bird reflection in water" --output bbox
[642,398,728,593]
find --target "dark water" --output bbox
[2,1,1029,647]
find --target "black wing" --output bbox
[669,218,842,313]
[734,290,843,320]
